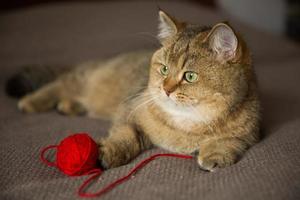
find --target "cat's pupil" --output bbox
[160,65,169,75]
[184,71,198,83]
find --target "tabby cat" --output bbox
[11,11,260,171]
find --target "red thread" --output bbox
[40,133,193,198]
[77,153,193,197]
[40,145,58,167]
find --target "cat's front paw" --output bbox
[97,139,124,169]
[98,145,113,169]
[197,151,238,172]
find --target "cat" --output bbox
[8,10,260,171]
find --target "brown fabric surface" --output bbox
[0,1,300,200]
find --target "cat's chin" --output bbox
[156,96,193,116]
[152,94,212,132]
[157,92,196,110]
[149,89,212,126]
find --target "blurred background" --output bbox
[1,0,299,41]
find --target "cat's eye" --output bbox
[184,71,198,83]
[160,65,169,76]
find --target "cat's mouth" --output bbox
[149,86,197,109]
[159,89,193,107]
[160,88,198,107]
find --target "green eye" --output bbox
[184,71,198,83]
[160,65,169,76]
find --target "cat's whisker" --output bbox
[120,91,153,104]
[127,100,152,122]
[126,95,160,122]
[131,32,160,47]
[134,32,157,39]
[120,87,160,105]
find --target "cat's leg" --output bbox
[18,81,62,113]
[98,124,152,169]
[197,137,248,171]
[18,67,88,115]
[57,99,86,116]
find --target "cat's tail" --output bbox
[5,65,70,98]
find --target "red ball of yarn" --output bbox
[42,133,100,176]
[40,132,193,198]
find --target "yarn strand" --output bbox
[40,145,58,167]
[78,153,193,198]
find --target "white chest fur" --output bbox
[154,97,212,132]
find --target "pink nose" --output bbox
[163,87,175,97]
[164,90,171,96]
[163,77,177,97]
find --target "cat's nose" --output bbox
[163,77,177,96]
[164,90,171,96]
[163,86,175,96]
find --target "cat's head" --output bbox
[148,10,253,125]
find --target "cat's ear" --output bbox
[158,10,180,44]
[206,23,238,62]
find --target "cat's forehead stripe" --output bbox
[181,42,190,69]
[167,37,190,69]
